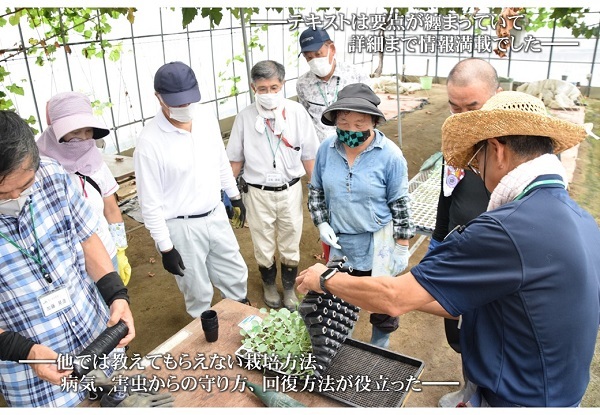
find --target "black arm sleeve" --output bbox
[0,331,37,362]
[96,271,129,306]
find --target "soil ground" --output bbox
[75,84,600,408]
[123,85,457,408]
[0,85,597,409]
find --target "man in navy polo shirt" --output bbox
[297,91,600,407]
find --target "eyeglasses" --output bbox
[467,142,486,176]
[255,84,282,94]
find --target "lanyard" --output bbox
[78,175,88,197]
[316,77,340,106]
[264,125,283,169]
[513,179,565,201]
[264,109,299,168]
[264,108,298,152]
[0,202,52,283]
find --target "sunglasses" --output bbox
[467,142,486,176]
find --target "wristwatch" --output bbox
[319,268,338,294]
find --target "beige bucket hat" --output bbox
[441,91,588,169]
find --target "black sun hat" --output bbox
[321,83,386,126]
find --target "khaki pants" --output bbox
[244,182,303,268]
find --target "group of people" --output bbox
[132,27,379,320]
[297,62,600,408]
[0,27,402,407]
[0,24,599,408]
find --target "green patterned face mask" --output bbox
[335,128,371,148]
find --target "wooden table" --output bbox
[102,154,137,202]
[102,154,135,182]
[80,299,340,407]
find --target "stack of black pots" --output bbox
[298,257,360,378]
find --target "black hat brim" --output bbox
[321,97,386,126]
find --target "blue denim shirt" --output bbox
[310,130,410,270]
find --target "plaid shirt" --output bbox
[0,158,110,407]
[296,61,371,142]
[388,196,415,240]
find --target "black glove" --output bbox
[230,198,246,228]
[225,205,234,219]
[161,247,185,277]
[222,190,234,219]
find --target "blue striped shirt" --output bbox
[0,158,110,407]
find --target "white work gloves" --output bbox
[390,243,410,276]
[317,222,341,249]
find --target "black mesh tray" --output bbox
[318,338,424,407]
[236,338,424,407]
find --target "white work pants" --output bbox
[166,203,248,317]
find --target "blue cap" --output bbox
[154,61,201,107]
[299,28,331,53]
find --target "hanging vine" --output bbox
[0,7,597,126]
[0,7,133,127]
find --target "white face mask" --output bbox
[255,90,284,110]
[168,102,197,123]
[0,186,34,217]
[308,48,334,78]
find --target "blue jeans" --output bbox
[370,325,391,349]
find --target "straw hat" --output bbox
[442,91,587,169]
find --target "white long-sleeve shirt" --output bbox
[134,104,239,251]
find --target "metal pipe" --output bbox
[394,57,402,147]
[186,23,192,67]
[208,25,220,120]
[434,27,439,81]
[471,19,475,58]
[395,24,403,148]
[230,13,239,113]
[17,22,43,132]
[97,12,120,154]
[586,13,600,97]
[129,20,145,127]
[159,8,166,63]
[240,8,254,103]
[506,18,513,79]
[58,9,74,91]
[0,26,252,59]
[546,18,557,80]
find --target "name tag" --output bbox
[39,286,72,317]
[266,173,283,184]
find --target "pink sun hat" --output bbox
[46,91,110,141]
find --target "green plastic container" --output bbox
[420,76,432,90]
